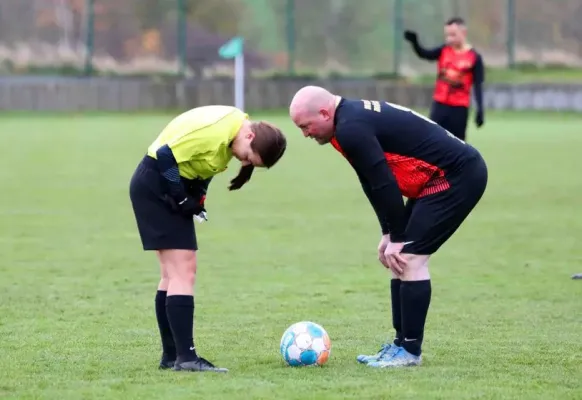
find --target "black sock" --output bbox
[400,280,432,356]
[155,290,176,359]
[166,295,197,362]
[390,279,403,346]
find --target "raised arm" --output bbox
[404,30,444,61]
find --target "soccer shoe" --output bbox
[159,359,175,370]
[367,346,421,368]
[356,342,400,364]
[159,353,175,370]
[173,357,228,373]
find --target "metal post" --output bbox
[392,0,403,75]
[177,0,187,76]
[286,0,295,75]
[83,0,94,76]
[506,0,516,68]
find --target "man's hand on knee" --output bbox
[381,240,408,275]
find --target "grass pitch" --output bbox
[0,111,581,400]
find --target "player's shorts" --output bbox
[430,101,469,141]
[129,155,197,251]
[402,152,488,255]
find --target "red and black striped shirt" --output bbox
[410,43,485,108]
[331,98,480,241]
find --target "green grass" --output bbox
[415,66,582,84]
[0,111,581,400]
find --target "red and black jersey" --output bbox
[435,46,483,107]
[331,98,480,241]
[410,43,484,108]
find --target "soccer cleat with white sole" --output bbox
[367,346,421,368]
[356,342,401,364]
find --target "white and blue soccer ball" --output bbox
[280,321,332,367]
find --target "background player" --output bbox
[129,105,287,373]
[289,86,488,368]
[404,17,485,141]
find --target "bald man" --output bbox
[289,86,488,368]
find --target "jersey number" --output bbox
[360,99,465,144]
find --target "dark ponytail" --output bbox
[228,164,254,191]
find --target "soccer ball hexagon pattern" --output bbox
[280,321,331,367]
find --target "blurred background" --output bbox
[1,0,582,78]
[1,0,582,111]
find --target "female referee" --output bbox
[129,105,287,373]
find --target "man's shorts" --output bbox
[430,101,469,141]
[402,153,488,255]
[129,155,197,251]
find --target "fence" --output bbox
[2,77,582,112]
[1,0,581,77]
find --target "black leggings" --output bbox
[429,101,469,141]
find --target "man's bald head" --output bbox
[289,86,336,118]
[289,86,339,145]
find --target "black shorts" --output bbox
[402,153,488,255]
[129,155,197,251]
[430,101,469,141]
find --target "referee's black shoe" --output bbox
[173,356,228,373]
[159,354,175,370]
